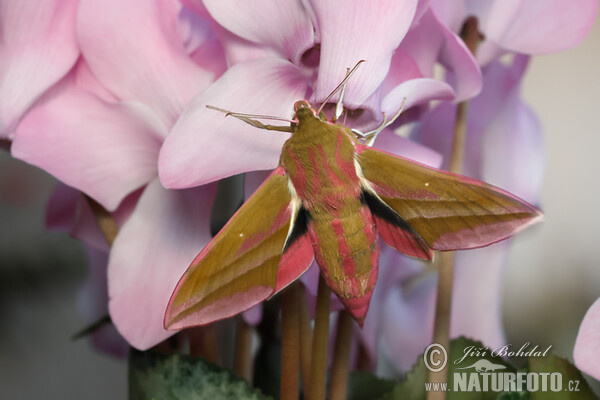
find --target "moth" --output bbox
[164,62,542,330]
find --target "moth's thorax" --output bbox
[281,109,361,215]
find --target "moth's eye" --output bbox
[294,100,310,111]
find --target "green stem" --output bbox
[308,275,331,400]
[329,310,353,400]
[234,318,254,382]
[427,16,480,400]
[281,282,300,400]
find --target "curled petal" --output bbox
[108,179,217,350]
[78,0,216,128]
[12,73,164,211]
[574,298,600,381]
[402,10,482,102]
[159,58,309,189]
[310,0,419,107]
[382,78,454,117]
[0,0,79,137]
[203,0,315,64]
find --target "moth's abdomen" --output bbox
[309,204,379,325]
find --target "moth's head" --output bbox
[294,100,326,122]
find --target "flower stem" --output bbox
[309,274,331,400]
[298,285,313,391]
[329,310,353,400]
[234,318,254,382]
[189,326,220,365]
[281,282,300,400]
[427,16,480,400]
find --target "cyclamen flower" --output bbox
[158,0,482,189]
[10,0,226,350]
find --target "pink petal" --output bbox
[310,0,419,108]
[382,78,454,117]
[108,179,217,350]
[159,58,309,189]
[477,0,599,54]
[481,94,544,204]
[401,10,482,102]
[77,0,217,128]
[203,0,315,64]
[381,268,437,373]
[12,73,164,211]
[449,242,510,348]
[412,56,530,178]
[574,298,600,381]
[0,0,79,137]
[372,130,443,169]
[177,6,227,79]
[242,304,263,327]
[215,27,282,67]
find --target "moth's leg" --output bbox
[206,105,294,133]
[354,98,407,146]
[317,60,365,120]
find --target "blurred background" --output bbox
[0,18,598,400]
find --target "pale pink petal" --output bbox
[429,0,468,32]
[177,6,227,78]
[381,269,437,373]
[0,0,79,137]
[310,0,419,107]
[12,74,164,211]
[77,0,216,128]
[159,58,309,189]
[203,0,315,64]
[476,0,599,54]
[481,94,544,204]
[108,179,217,350]
[412,56,529,177]
[242,304,263,327]
[180,0,211,19]
[574,298,600,381]
[449,242,510,348]
[373,130,443,169]
[358,247,427,368]
[79,246,129,358]
[382,78,454,118]
[401,10,482,102]
[215,27,281,67]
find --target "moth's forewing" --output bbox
[165,167,314,330]
[356,145,543,251]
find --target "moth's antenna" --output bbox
[206,105,294,132]
[317,60,365,117]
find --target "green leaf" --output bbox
[381,337,519,400]
[528,353,597,400]
[347,371,395,400]
[129,349,272,400]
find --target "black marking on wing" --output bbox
[283,206,311,252]
[361,190,427,244]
